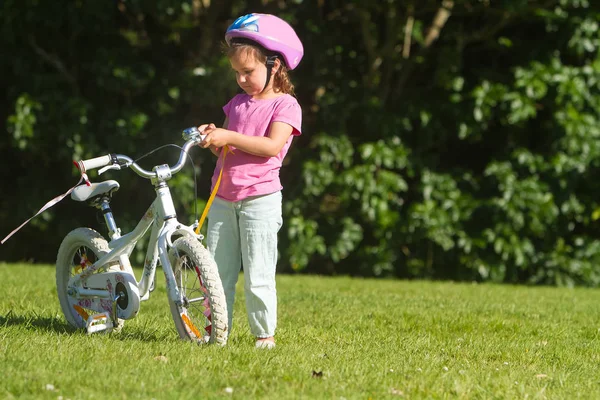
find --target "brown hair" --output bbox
[225,41,295,96]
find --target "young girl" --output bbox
[197,13,303,349]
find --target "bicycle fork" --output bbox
[151,180,203,309]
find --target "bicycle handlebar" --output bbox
[76,127,206,180]
[80,155,112,171]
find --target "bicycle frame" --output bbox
[67,129,207,320]
[70,190,199,311]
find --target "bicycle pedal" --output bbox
[86,312,114,335]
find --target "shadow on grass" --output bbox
[1,310,180,342]
[0,310,77,334]
[112,326,172,343]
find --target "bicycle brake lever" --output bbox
[98,164,121,175]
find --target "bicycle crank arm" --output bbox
[68,287,111,298]
[68,271,141,320]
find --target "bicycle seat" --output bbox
[72,180,120,202]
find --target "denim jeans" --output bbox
[206,191,282,338]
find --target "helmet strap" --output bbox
[262,56,278,92]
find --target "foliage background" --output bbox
[2,0,600,286]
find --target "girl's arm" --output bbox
[201,121,294,158]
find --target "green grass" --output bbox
[1,262,600,399]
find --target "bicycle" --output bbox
[55,127,228,345]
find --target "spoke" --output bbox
[174,251,213,340]
[187,296,206,304]
[181,257,189,289]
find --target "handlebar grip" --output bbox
[80,155,111,171]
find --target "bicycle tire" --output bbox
[56,227,123,329]
[168,236,228,345]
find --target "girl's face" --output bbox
[229,49,273,97]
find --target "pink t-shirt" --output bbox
[211,93,302,201]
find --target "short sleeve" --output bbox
[272,98,302,136]
[222,97,235,118]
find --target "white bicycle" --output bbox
[55,127,228,345]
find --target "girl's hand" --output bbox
[197,123,217,150]
[200,128,232,149]
[197,123,216,133]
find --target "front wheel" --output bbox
[168,237,228,345]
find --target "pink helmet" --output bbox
[225,13,304,70]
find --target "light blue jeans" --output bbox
[206,191,282,338]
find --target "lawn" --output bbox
[1,262,599,399]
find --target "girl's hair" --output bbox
[226,41,295,96]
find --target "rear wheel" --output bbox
[56,228,122,329]
[168,237,228,345]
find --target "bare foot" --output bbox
[255,337,276,349]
